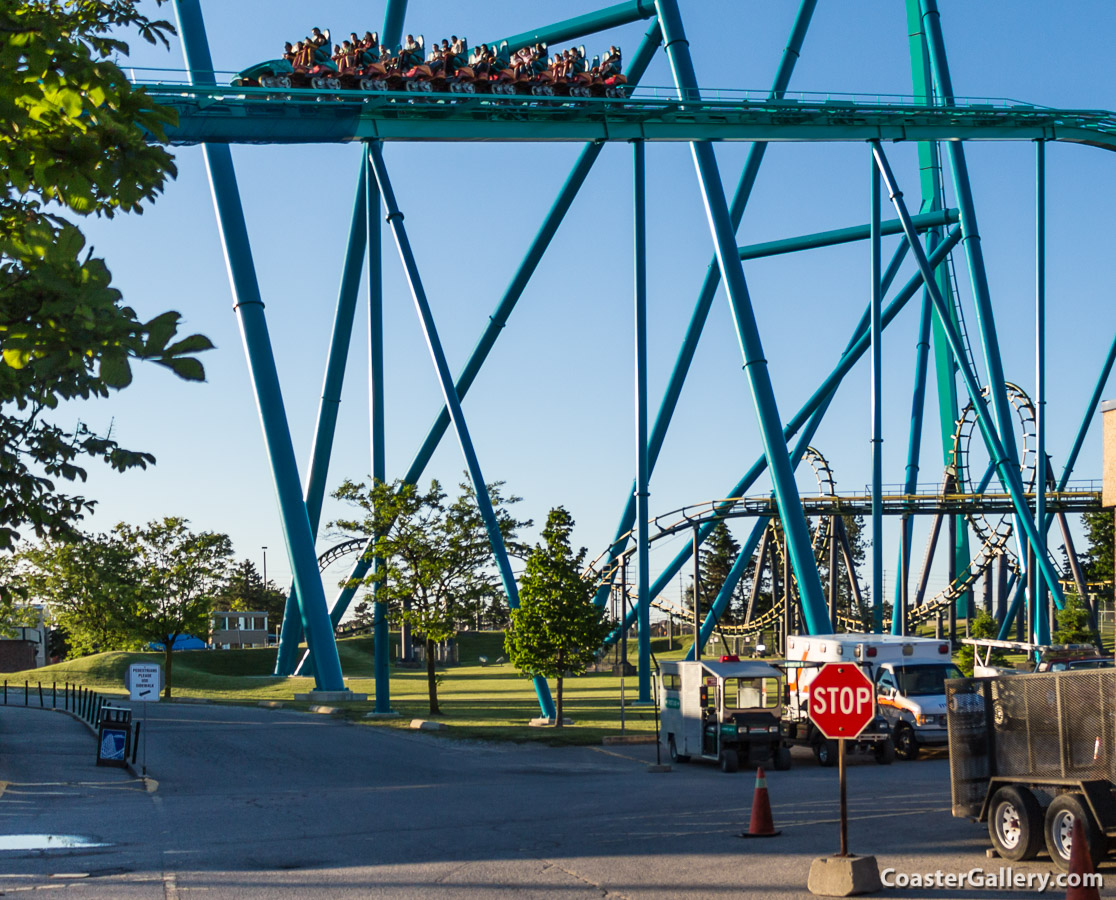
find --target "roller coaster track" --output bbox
[317,538,368,572]
[133,79,1116,150]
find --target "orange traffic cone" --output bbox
[740,766,781,838]
[1066,818,1100,900]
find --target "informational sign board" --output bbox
[808,663,875,740]
[99,727,128,762]
[127,663,162,702]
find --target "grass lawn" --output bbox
[2,632,696,746]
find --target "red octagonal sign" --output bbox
[808,663,875,739]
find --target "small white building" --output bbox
[210,611,269,649]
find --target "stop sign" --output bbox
[808,663,876,739]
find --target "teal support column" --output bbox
[871,142,1064,605]
[327,21,663,625]
[381,0,408,48]
[1034,140,1049,645]
[893,293,932,635]
[655,0,828,634]
[174,0,346,692]
[276,162,368,677]
[870,155,884,633]
[366,144,556,720]
[904,0,971,618]
[366,149,391,711]
[594,0,818,607]
[633,139,651,703]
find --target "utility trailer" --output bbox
[659,657,791,773]
[947,668,1116,870]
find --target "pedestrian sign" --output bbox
[127,663,162,702]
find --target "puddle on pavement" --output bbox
[0,835,109,851]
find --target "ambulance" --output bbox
[783,633,960,762]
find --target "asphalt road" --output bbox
[0,701,1107,898]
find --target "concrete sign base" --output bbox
[808,855,882,897]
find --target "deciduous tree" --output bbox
[0,1,213,590]
[333,477,529,715]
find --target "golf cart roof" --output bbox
[699,659,782,680]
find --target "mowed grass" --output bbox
[3,632,695,746]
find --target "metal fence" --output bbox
[2,679,140,756]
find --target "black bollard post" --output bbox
[52,682,56,709]
[38,682,43,708]
[24,681,28,706]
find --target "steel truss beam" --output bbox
[151,88,1116,148]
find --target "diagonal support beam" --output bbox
[612,233,918,652]
[737,209,958,262]
[616,227,961,632]
[174,0,346,692]
[594,0,819,607]
[366,144,556,719]
[491,0,656,54]
[655,0,826,634]
[326,22,663,626]
[870,141,1065,606]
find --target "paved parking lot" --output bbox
[0,702,1107,898]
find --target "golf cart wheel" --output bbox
[988,785,1043,861]
[894,724,920,761]
[874,737,896,765]
[813,737,839,768]
[1044,793,1108,872]
[773,744,792,771]
[668,735,689,764]
[720,749,740,773]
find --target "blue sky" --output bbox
[74,1,1116,612]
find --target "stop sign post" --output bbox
[808,663,876,857]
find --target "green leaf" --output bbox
[99,355,133,388]
[143,310,181,353]
[164,333,215,356]
[158,356,205,382]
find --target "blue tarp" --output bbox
[147,634,207,652]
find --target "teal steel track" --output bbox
[139,83,1116,148]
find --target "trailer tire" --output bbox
[894,724,920,760]
[773,744,792,771]
[874,737,896,765]
[1044,793,1107,871]
[668,735,689,764]
[720,749,740,773]
[988,785,1043,861]
[813,738,839,768]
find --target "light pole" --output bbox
[261,546,268,648]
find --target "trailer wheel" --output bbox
[894,724,920,760]
[813,738,839,768]
[720,749,740,773]
[988,785,1043,861]
[668,735,689,764]
[1044,793,1107,871]
[773,744,792,771]
[874,737,896,765]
